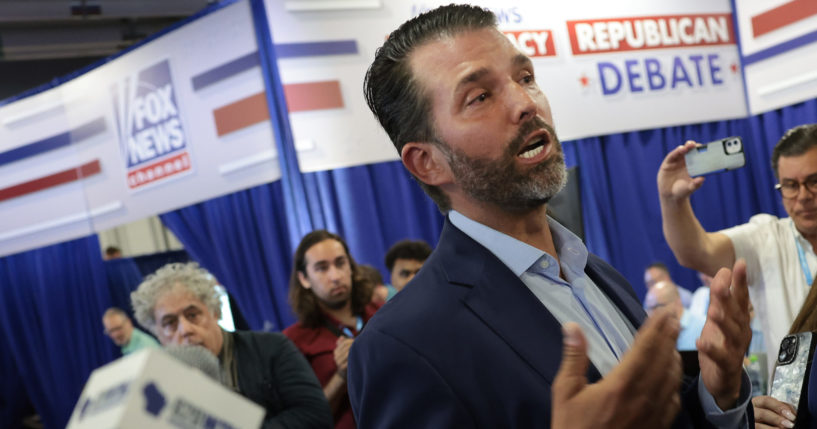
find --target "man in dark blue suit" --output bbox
[350,4,753,428]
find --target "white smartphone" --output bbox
[769,332,814,412]
[685,137,745,177]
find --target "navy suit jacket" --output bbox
[348,219,732,428]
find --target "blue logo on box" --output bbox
[143,382,167,417]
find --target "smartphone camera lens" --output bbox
[778,336,798,364]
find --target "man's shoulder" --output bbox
[363,259,467,339]
[720,213,790,244]
[232,329,290,352]
[747,213,786,226]
[724,213,786,231]
[282,322,335,353]
[129,328,160,348]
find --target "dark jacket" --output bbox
[348,218,745,428]
[233,330,332,429]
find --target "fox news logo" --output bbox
[111,60,192,190]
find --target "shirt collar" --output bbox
[448,210,588,277]
[789,218,815,250]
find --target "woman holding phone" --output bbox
[752,284,817,429]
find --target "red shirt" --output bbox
[284,303,379,429]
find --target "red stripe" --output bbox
[212,80,345,137]
[751,0,817,37]
[284,80,344,112]
[0,160,101,203]
[213,93,270,137]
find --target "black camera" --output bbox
[778,335,799,365]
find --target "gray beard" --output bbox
[440,118,567,213]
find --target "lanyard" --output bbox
[323,315,364,338]
[792,222,814,287]
[340,316,364,338]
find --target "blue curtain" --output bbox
[104,258,144,321]
[302,161,444,276]
[0,235,115,429]
[0,329,29,428]
[131,249,191,277]
[160,181,296,331]
[565,98,817,300]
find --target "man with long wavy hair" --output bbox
[284,230,379,429]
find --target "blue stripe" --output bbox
[191,52,260,91]
[275,40,358,58]
[743,28,817,65]
[249,0,315,249]
[730,0,752,115]
[0,117,106,167]
[190,40,357,91]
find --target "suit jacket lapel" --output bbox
[584,254,647,329]
[438,219,593,385]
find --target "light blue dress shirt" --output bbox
[449,210,635,375]
[677,310,706,351]
[448,210,750,428]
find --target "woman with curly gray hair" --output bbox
[130,262,331,428]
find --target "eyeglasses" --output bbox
[775,176,817,199]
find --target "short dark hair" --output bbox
[646,262,669,273]
[357,264,384,285]
[385,240,433,271]
[288,230,372,328]
[772,124,817,179]
[103,307,128,319]
[356,264,383,303]
[105,246,122,257]
[363,4,497,211]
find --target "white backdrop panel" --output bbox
[269,0,747,173]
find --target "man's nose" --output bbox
[507,80,536,124]
[177,316,196,337]
[328,266,343,281]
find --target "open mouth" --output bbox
[517,132,551,160]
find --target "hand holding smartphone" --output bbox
[770,332,815,413]
[685,137,745,177]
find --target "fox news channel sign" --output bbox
[111,59,192,191]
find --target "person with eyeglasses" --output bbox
[130,262,332,428]
[657,123,817,381]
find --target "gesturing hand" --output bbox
[551,309,683,429]
[698,259,752,410]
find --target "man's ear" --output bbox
[401,142,453,186]
[297,271,311,289]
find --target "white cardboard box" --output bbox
[67,348,264,429]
